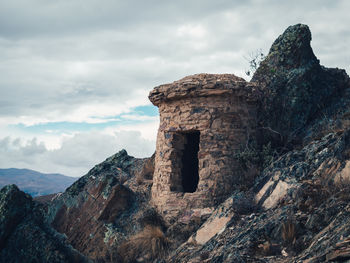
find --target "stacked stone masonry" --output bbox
[149,73,258,218]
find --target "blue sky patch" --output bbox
[10,104,159,135]
[132,105,158,116]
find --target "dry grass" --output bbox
[282,220,296,246]
[118,225,170,262]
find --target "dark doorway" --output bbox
[181,131,200,193]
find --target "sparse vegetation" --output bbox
[234,140,277,171]
[244,49,265,77]
[281,220,296,246]
[118,225,170,262]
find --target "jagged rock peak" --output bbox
[251,23,350,146]
[252,24,318,82]
[0,184,33,224]
[0,184,30,200]
[0,185,32,250]
[270,24,317,66]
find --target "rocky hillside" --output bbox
[0,168,77,197]
[0,24,349,263]
[46,150,156,262]
[168,24,350,263]
[169,131,350,262]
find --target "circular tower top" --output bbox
[149,73,259,106]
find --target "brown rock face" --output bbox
[149,73,258,218]
[47,150,155,262]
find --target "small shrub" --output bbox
[261,142,276,168]
[118,225,170,262]
[244,49,265,77]
[233,140,277,171]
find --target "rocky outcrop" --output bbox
[0,184,89,263]
[46,150,157,262]
[253,24,350,148]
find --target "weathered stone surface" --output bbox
[47,150,156,262]
[253,24,350,147]
[0,185,89,263]
[150,73,258,219]
[168,130,350,262]
[149,73,259,105]
[187,196,235,245]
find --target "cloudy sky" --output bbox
[0,0,349,177]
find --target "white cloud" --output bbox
[176,24,208,39]
[105,120,159,142]
[0,130,155,177]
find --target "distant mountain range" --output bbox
[0,168,77,197]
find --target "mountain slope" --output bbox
[0,168,77,197]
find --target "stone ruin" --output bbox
[149,73,258,218]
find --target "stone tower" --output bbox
[149,73,258,218]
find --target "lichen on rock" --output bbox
[253,24,350,148]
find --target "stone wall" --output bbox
[149,74,258,219]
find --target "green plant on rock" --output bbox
[234,140,277,171]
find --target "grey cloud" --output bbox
[0,137,46,165]
[0,0,247,39]
[0,1,348,123]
